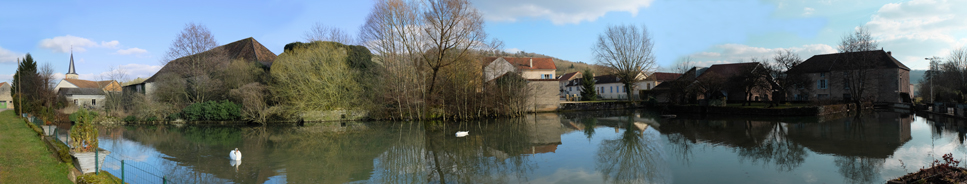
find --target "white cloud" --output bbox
[803,7,814,16]
[0,46,21,63]
[504,48,522,53]
[471,0,655,25]
[115,63,162,80]
[863,0,967,69]
[100,40,120,48]
[685,43,837,67]
[38,35,127,53]
[116,48,147,55]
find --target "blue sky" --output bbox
[2,0,966,84]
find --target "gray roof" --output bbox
[788,50,910,74]
[58,88,105,96]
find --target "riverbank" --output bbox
[0,110,73,183]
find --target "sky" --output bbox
[2,0,966,84]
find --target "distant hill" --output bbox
[483,51,609,76]
[910,70,925,84]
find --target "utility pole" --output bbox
[17,57,22,117]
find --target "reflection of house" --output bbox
[52,52,122,109]
[787,50,911,103]
[523,113,571,154]
[123,37,277,98]
[785,112,912,158]
[0,82,12,109]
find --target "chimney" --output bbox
[529,58,533,68]
[887,51,892,56]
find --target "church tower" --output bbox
[65,47,78,79]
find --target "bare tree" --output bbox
[159,23,228,104]
[675,57,694,74]
[99,65,127,115]
[304,22,355,44]
[767,49,809,106]
[593,24,657,101]
[837,27,879,106]
[730,59,770,106]
[360,0,499,119]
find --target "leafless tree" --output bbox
[304,22,355,44]
[767,49,809,106]
[675,57,694,74]
[159,23,228,104]
[99,65,127,115]
[360,0,501,119]
[593,24,657,101]
[837,27,879,106]
[730,59,770,106]
[163,23,218,64]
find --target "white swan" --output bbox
[455,131,469,137]
[230,148,242,160]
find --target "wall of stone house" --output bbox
[789,69,908,103]
[68,95,106,109]
[521,69,556,79]
[527,80,560,112]
[0,85,12,109]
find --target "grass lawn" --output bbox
[0,110,73,184]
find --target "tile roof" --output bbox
[788,50,910,74]
[646,72,681,81]
[483,57,556,70]
[145,37,277,83]
[57,88,105,96]
[558,72,581,81]
[594,74,622,84]
[0,82,8,87]
[64,79,117,89]
[698,62,761,79]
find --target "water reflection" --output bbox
[96,110,964,184]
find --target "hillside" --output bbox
[483,51,610,76]
[910,70,925,84]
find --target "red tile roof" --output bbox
[647,72,681,81]
[483,57,556,70]
[0,82,8,87]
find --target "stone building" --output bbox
[52,51,122,109]
[786,50,911,103]
[0,82,12,109]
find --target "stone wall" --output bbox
[666,104,851,116]
[527,80,560,112]
[559,101,639,111]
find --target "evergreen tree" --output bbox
[580,69,598,101]
[11,54,38,115]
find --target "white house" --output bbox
[482,57,557,81]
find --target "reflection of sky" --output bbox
[97,113,967,184]
[98,135,230,184]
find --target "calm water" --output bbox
[96,110,967,184]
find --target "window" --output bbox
[542,74,552,79]
[73,99,77,105]
[820,72,825,77]
[818,79,827,89]
[647,83,652,89]
[844,79,850,89]
[92,99,96,106]
[610,86,613,93]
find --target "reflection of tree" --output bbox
[581,118,597,140]
[664,133,696,165]
[834,156,884,184]
[372,119,538,183]
[736,122,807,171]
[595,117,669,184]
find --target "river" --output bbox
[95,110,967,184]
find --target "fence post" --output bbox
[121,160,124,183]
[163,176,167,184]
[95,149,99,175]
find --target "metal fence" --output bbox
[31,117,172,184]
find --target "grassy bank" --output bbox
[0,110,73,183]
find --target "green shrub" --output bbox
[168,113,181,121]
[69,109,98,153]
[145,116,158,122]
[181,100,241,121]
[123,115,137,123]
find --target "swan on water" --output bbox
[456,131,469,137]
[230,148,242,160]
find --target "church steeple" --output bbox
[65,46,78,79]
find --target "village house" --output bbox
[786,50,910,103]
[123,37,277,98]
[563,72,677,100]
[52,51,122,109]
[0,82,12,110]
[651,62,772,104]
[558,71,581,99]
[482,57,558,111]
